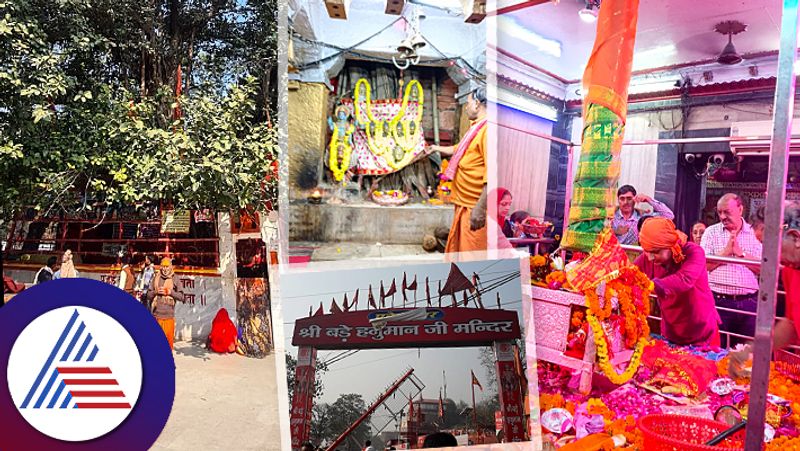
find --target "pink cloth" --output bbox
[443,119,487,181]
[634,242,721,346]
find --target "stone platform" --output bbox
[290,241,435,262]
[289,200,454,245]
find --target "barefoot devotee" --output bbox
[428,87,488,253]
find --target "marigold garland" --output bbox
[354,78,424,170]
[583,265,652,385]
[329,123,354,182]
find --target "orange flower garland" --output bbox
[586,283,614,321]
[531,255,547,267]
[539,393,566,412]
[546,270,568,286]
[583,265,652,385]
[766,435,800,450]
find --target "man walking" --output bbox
[135,255,157,306]
[117,255,136,296]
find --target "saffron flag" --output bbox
[368,285,377,309]
[471,370,483,391]
[562,0,641,252]
[330,298,342,315]
[402,273,409,304]
[438,389,445,419]
[408,275,418,291]
[385,279,397,298]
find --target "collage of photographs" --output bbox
[4,0,800,450]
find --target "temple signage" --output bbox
[292,307,521,349]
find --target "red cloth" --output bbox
[634,242,721,346]
[3,276,25,293]
[641,340,718,397]
[783,267,800,339]
[208,308,238,353]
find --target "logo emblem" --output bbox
[0,278,174,450]
[8,307,143,441]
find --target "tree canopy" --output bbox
[0,0,279,223]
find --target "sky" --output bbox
[279,258,528,423]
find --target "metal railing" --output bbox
[620,244,799,350]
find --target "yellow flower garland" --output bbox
[353,78,424,170]
[391,80,424,154]
[583,266,652,385]
[329,123,354,182]
[587,310,648,385]
[354,78,391,157]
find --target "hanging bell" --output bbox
[410,34,426,51]
[397,38,414,55]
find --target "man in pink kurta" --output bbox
[633,217,721,347]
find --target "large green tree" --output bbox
[314,393,372,451]
[0,0,278,224]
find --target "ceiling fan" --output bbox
[714,20,747,65]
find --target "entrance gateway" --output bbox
[289,264,528,449]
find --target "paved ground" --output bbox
[151,341,283,451]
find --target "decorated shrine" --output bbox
[516,0,800,448]
[287,0,487,258]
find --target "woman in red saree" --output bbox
[208,308,238,353]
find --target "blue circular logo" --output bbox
[0,278,175,450]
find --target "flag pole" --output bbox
[471,372,477,430]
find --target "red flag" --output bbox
[402,273,409,304]
[438,389,444,419]
[380,281,386,307]
[368,285,377,309]
[385,279,397,298]
[343,293,350,312]
[426,277,432,307]
[314,303,324,316]
[330,298,342,315]
[408,275,418,290]
[471,370,483,391]
[352,289,359,310]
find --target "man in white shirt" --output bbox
[364,440,376,451]
[700,193,762,347]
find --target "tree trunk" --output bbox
[185,27,195,94]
